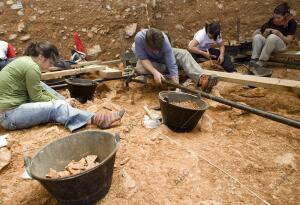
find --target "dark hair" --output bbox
[205,21,221,41]
[24,41,59,62]
[274,2,290,16]
[145,28,165,50]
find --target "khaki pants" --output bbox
[251,33,287,61]
[135,48,204,85]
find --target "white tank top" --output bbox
[0,40,8,60]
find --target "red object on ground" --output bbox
[6,43,16,58]
[73,33,85,53]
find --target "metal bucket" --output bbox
[24,130,120,205]
[159,91,209,132]
[66,78,97,103]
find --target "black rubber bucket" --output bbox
[225,44,240,56]
[240,40,252,52]
[159,91,209,132]
[66,78,97,103]
[24,130,120,205]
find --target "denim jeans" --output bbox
[0,100,93,132]
[251,33,287,61]
[135,48,204,85]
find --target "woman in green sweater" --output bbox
[0,42,124,131]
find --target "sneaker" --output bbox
[249,58,258,66]
[92,110,125,129]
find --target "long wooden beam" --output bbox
[71,59,122,68]
[202,69,300,94]
[42,65,107,80]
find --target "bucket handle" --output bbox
[24,156,33,177]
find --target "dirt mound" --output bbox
[0,0,299,60]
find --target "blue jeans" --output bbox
[0,100,93,132]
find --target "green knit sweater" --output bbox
[0,56,57,109]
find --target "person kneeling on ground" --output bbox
[250,2,297,68]
[0,40,16,71]
[187,21,236,73]
[0,41,124,132]
[132,28,218,93]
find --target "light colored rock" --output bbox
[9,33,17,40]
[20,34,31,41]
[290,9,297,17]
[122,169,136,189]
[59,17,64,21]
[37,10,45,15]
[11,1,23,10]
[274,153,296,169]
[82,28,87,32]
[199,113,215,132]
[87,32,93,38]
[87,45,102,56]
[17,22,25,32]
[91,26,98,33]
[0,25,5,35]
[216,2,223,9]
[17,10,24,16]
[125,23,137,37]
[106,5,112,11]
[155,13,162,19]
[6,0,14,5]
[175,24,184,30]
[0,147,11,171]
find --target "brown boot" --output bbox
[92,110,125,129]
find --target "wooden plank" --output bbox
[99,67,122,78]
[42,65,107,80]
[71,59,122,68]
[265,61,300,69]
[48,59,122,71]
[202,69,300,94]
[269,50,300,65]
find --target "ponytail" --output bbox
[24,41,59,62]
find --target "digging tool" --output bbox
[143,105,162,128]
[206,49,214,66]
[162,79,300,129]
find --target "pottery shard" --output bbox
[58,170,71,178]
[46,168,59,178]
[0,147,11,171]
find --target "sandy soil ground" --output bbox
[0,65,299,205]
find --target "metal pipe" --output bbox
[162,79,300,129]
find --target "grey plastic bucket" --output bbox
[24,130,120,205]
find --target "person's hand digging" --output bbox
[204,52,216,59]
[153,71,165,85]
[218,54,224,64]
